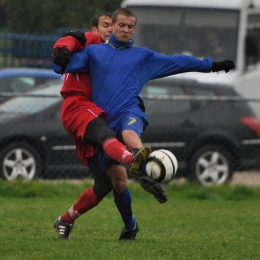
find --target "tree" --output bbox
[5,0,122,34]
[0,0,7,27]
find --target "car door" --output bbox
[43,105,83,168]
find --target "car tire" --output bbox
[0,142,42,181]
[189,144,234,186]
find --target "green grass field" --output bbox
[0,179,260,260]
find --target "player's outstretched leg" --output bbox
[139,176,168,204]
[129,146,151,176]
[54,216,74,240]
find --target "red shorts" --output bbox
[61,95,106,167]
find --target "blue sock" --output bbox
[113,187,136,230]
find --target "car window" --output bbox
[141,83,191,115]
[0,76,35,93]
[0,84,61,114]
[191,87,216,106]
[34,76,53,86]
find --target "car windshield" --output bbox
[130,7,238,63]
[0,82,61,114]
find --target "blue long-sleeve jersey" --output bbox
[53,34,213,125]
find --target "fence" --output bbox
[0,91,260,184]
[0,32,59,69]
[0,28,88,69]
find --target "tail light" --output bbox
[240,117,260,138]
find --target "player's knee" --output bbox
[112,179,127,194]
[113,184,127,194]
[85,116,116,145]
[122,130,142,152]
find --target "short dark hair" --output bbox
[112,8,137,25]
[91,12,112,27]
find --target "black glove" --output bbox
[53,47,71,74]
[211,60,235,73]
[137,96,146,112]
[62,30,86,46]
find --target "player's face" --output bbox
[112,14,136,43]
[92,16,112,41]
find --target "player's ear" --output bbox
[92,26,98,34]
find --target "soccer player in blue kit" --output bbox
[53,12,154,241]
[53,7,235,240]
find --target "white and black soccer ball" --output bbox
[145,149,178,182]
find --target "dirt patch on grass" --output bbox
[169,171,260,186]
[232,171,260,186]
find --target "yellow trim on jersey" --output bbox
[128,117,137,125]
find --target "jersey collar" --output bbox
[106,34,134,49]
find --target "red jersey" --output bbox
[54,32,102,98]
[54,32,106,167]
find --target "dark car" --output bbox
[140,78,260,185]
[1,78,260,185]
[0,79,87,181]
[0,67,63,103]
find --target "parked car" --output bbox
[0,79,88,181]
[140,78,260,185]
[0,67,63,103]
[1,77,260,185]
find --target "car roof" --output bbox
[0,68,63,79]
[148,77,238,96]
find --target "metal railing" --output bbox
[0,33,58,69]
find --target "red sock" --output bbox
[103,138,132,165]
[61,186,101,224]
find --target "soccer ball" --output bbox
[145,149,178,182]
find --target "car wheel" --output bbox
[189,144,233,186]
[0,142,42,181]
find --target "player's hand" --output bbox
[211,60,235,73]
[53,47,71,75]
[62,30,86,46]
[137,96,146,112]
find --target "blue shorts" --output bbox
[96,112,148,171]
